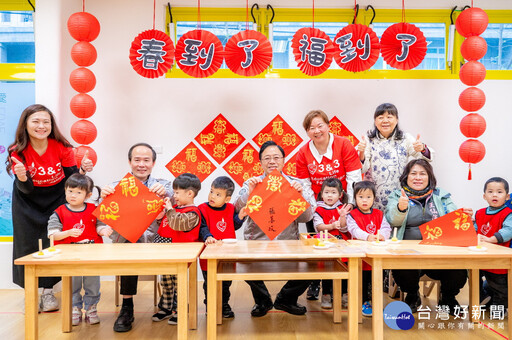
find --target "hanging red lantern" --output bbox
[332,24,380,73]
[71,41,97,67]
[460,113,486,138]
[69,67,96,93]
[67,12,101,42]
[74,145,98,167]
[455,7,489,38]
[224,30,273,77]
[70,119,97,145]
[380,22,427,70]
[461,36,487,61]
[459,60,486,86]
[129,29,175,79]
[70,93,96,118]
[175,30,224,78]
[291,27,334,76]
[459,86,486,112]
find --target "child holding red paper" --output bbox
[475,177,512,310]
[198,176,247,318]
[47,174,113,326]
[312,177,351,309]
[152,173,211,325]
[346,180,391,317]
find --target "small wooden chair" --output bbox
[114,275,161,307]
[388,271,441,302]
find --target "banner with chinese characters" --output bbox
[419,209,477,246]
[246,170,310,240]
[129,29,175,78]
[380,23,427,70]
[329,116,359,147]
[194,113,245,164]
[175,29,224,78]
[333,24,380,73]
[253,114,303,157]
[282,153,298,178]
[223,143,263,186]
[92,173,164,243]
[291,27,334,76]
[224,30,272,77]
[166,142,216,181]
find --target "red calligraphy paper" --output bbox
[380,23,427,70]
[282,154,297,178]
[166,142,216,182]
[175,29,224,78]
[92,173,164,243]
[291,27,334,76]
[194,113,245,164]
[333,24,380,73]
[129,29,175,79]
[419,209,477,246]
[224,30,272,77]
[329,116,359,147]
[246,170,310,240]
[252,115,303,157]
[223,143,263,186]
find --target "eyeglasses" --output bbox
[261,156,284,163]
[308,123,326,132]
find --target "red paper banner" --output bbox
[175,29,224,78]
[333,24,380,72]
[329,116,359,147]
[224,30,273,77]
[223,143,264,186]
[194,113,245,164]
[282,154,297,178]
[246,170,310,240]
[419,209,477,247]
[92,173,164,243]
[291,27,334,76]
[129,29,175,78]
[166,142,216,182]
[380,23,427,70]
[252,114,303,157]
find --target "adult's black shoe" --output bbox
[222,303,235,318]
[306,282,320,300]
[273,301,307,315]
[250,302,273,317]
[404,292,422,314]
[113,306,134,332]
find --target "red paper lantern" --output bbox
[129,29,175,79]
[224,30,273,77]
[71,41,97,67]
[69,67,96,93]
[459,139,486,164]
[67,12,100,42]
[333,24,380,73]
[459,60,486,86]
[459,86,486,112]
[291,27,334,76]
[75,145,98,167]
[70,93,96,118]
[175,30,224,78]
[70,119,97,145]
[461,36,487,61]
[380,23,427,70]
[455,7,489,38]
[460,113,486,138]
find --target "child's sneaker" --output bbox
[85,304,100,324]
[321,294,333,309]
[168,312,178,325]
[72,306,82,326]
[342,293,348,308]
[39,292,59,312]
[362,301,372,317]
[222,303,235,318]
[152,309,173,322]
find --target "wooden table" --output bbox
[200,240,365,340]
[15,242,204,340]
[360,240,512,340]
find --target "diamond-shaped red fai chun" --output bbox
[166,142,216,181]
[329,116,359,147]
[223,143,263,186]
[253,114,303,157]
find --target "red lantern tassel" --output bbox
[468,164,472,180]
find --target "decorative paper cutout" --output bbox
[291,27,335,76]
[333,24,380,72]
[246,170,310,240]
[282,153,297,178]
[418,209,477,246]
[175,29,224,78]
[129,29,175,78]
[252,114,303,157]
[166,142,216,181]
[223,143,264,186]
[224,30,272,76]
[194,113,245,164]
[380,23,427,70]
[329,116,359,147]
[93,173,164,243]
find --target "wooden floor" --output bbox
[0,280,507,339]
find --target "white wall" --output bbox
[1,0,511,288]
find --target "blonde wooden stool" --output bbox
[388,271,441,302]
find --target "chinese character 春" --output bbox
[137,38,167,70]
[299,34,328,66]
[213,119,227,134]
[330,121,342,135]
[119,177,139,197]
[237,39,259,68]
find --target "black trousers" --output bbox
[246,280,311,305]
[481,270,508,308]
[202,270,232,305]
[120,275,139,296]
[392,269,467,299]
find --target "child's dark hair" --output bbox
[484,177,509,193]
[212,176,235,197]
[353,180,376,202]
[318,177,348,204]
[65,173,101,202]
[173,173,201,197]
